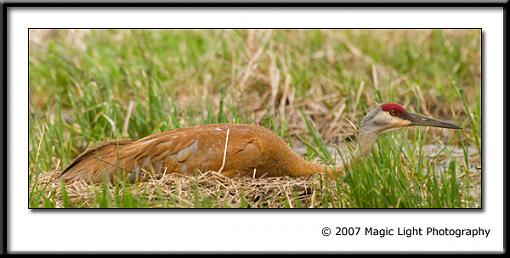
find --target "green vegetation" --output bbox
[29,29,481,208]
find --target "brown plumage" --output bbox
[59,103,462,184]
[59,124,330,183]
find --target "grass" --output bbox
[29,29,481,208]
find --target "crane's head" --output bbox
[360,103,462,135]
[359,103,462,154]
[354,102,462,155]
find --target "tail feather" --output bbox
[59,140,134,183]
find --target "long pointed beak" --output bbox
[402,112,462,129]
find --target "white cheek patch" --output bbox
[390,116,405,124]
[373,112,409,130]
[372,112,393,126]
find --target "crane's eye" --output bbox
[389,109,397,116]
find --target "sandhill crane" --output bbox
[58,103,461,183]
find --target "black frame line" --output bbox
[1,2,508,8]
[1,2,6,257]
[2,2,506,255]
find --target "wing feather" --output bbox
[59,124,278,183]
[59,129,201,183]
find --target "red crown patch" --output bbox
[380,103,406,114]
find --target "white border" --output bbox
[10,8,504,252]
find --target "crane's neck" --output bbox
[318,127,380,177]
[284,126,380,178]
[332,128,379,173]
[356,128,380,157]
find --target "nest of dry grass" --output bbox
[35,170,338,208]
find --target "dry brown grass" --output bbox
[36,169,336,208]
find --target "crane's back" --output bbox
[59,124,323,183]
